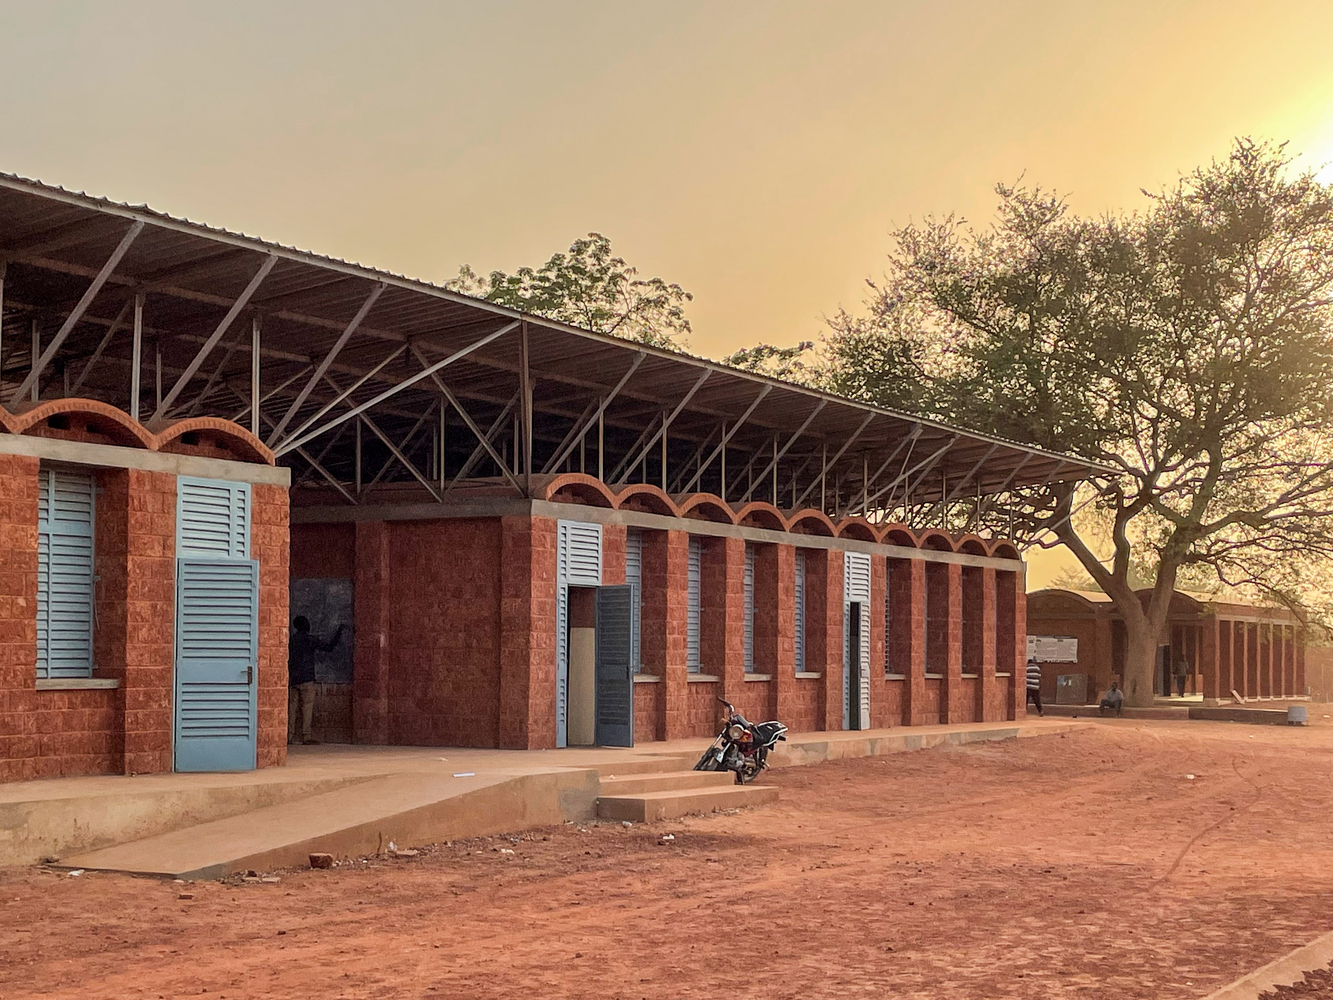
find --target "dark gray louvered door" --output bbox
[594,585,635,747]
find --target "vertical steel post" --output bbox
[30,319,39,402]
[250,314,261,438]
[130,292,144,420]
[155,339,162,409]
[438,400,447,491]
[597,404,604,481]
[519,320,533,494]
[0,261,6,378]
[355,416,363,495]
[720,427,727,502]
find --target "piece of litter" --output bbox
[387,841,397,853]
[453,772,476,778]
[67,869,84,877]
[1185,774,1195,780]
[499,848,515,855]
[177,892,194,900]
[622,820,633,828]
[438,757,449,761]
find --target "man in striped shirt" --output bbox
[1025,657,1044,717]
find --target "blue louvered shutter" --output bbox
[177,477,250,558]
[175,477,257,772]
[556,520,602,748]
[625,529,643,672]
[743,543,755,672]
[36,469,96,679]
[686,537,702,672]
[793,550,806,673]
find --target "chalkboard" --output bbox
[289,577,355,684]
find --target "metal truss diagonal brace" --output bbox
[678,385,772,495]
[612,369,710,486]
[152,253,277,422]
[541,352,645,475]
[742,400,826,502]
[12,220,143,403]
[793,411,876,509]
[267,281,386,446]
[275,320,519,457]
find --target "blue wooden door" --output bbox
[174,477,258,772]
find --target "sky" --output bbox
[3,0,1332,585]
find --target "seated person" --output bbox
[1099,682,1124,715]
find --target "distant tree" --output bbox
[823,139,1333,706]
[449,233,691,350]
[721,341,816,383]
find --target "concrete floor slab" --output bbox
[30,718,1081,877]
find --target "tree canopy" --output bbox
[820,139,1333,704]
[448,233,692,350]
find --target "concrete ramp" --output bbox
[43,720,1080,879]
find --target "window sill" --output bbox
[924,673,944,680]
[632,674,661,684]
[687,674,720,683]
[745,674,772,682]
[961,672,979,679]
[36,678,120,691]
[884,673,906,681]
[795,671,822,680]
[995,672,1012,678]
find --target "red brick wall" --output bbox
[253,484,290,769]
[786,676,821,733]
[633,680,659,743]
[290,523,354,578]
[121,470,176,775]
[499,515,557,749]
[31,688,118,777]
[0,454,39,783]
[384,518,504,748]
[687,680,721,736]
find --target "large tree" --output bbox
[449,232,691,349]
[822,140,1333,705]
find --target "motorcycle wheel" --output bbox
[694,747,720,771]
[736,757,760,785]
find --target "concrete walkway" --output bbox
[9,718,1083,877]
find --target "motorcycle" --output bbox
[693,698,788,784]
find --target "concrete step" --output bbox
[598,770,736,796]
[597,783,779,822]
[588,755,695,777]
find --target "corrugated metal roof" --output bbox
[0,169,1110,506]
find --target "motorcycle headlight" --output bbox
[727,723,746,741]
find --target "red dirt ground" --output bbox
[6,717,1333,1000]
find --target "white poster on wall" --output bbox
[1027,635,1079,662]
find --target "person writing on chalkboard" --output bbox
[289,616,343,746]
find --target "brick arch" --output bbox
[991,541,1021,560]
[733,501,786,532]
[836,516,878,542]
[155,417,275,465]
[880,524,917,548]
[957,536,989,556]
[6,399,157,450]
[539,473,617,509]
[786,509,836,536]
[677,493,736,524]
[918,529,956,552]
[613,483,679,518]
